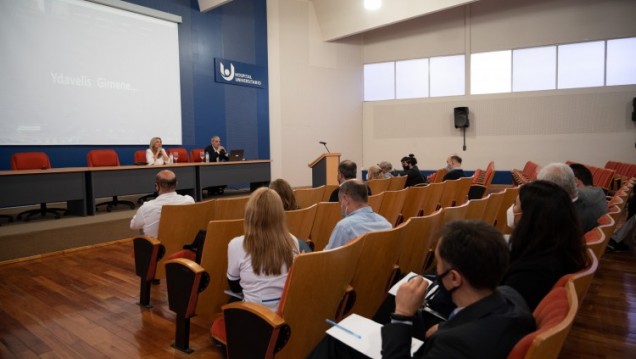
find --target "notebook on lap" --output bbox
[228,149,244,162]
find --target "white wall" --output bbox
[361,0,636,173]
[268,0,364,187]
[268,0,636,188]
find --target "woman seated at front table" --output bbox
[146,136,169,165]
[226,187,300,311]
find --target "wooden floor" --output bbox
[0,233,634,358]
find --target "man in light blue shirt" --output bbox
[325,180,392,249]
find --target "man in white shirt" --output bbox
[130,170,195,238]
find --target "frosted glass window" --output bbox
[607,37,636,86]
[396,59,429,99]
[364,62,395,101]
[471,50,512,95]
[513,46,556,92]
[430,55,465,97]
[558,41,605,89]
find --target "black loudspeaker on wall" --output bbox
[454,107,469,128]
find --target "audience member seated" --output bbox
[204,135,229,195]
[224,187,300,311]
[328,160,371,202]
[401,154,426,187]
[366,165,383,181]
[378,161,396,178]
[502,180,589,311]
[130,170,195,238]
[442,154,465,181]
[307,220,535,359]
[569,162,609,221]
[269,178,299,210]
[324,180,391,250]
[537,162,599,232]
[146,136,169,165]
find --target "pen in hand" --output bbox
[326,319,362,339]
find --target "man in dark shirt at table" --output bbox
[203,135,229,195]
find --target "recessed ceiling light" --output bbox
[364,0,382,11]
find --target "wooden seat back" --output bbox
[196,219,245,321]
[155,200,216,278]
[388,175,407,190]
[366,178,390,194]
[482,191,505,226]
[213,196,249,220]
[495,186,520,234]
[465,196,489,221]
[507,281,578,359]
[367,192,384,213]
[321,184,339,201]
[399,185,430,223]
[276,238,364,358]
[439,179,460,208]
[398,209,443,275]
[453,176,474,206]
[308,202,342,251]
[440,201,469,225]
[349,226,406,318]
[294,186,325,208]
[285,203,318,241]
[584,227,605,260]
[377,189,408,227]
[422,182,444,215]
[553,248,598,302]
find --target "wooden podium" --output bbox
[308,153,341,187]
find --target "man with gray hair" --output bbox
[378,161,395,178]
[537,162,600,232]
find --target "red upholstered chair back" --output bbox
[87,149,120,167]
[11,152,52,170]
[190,148,204,163]
[168,147,189,163]
[134,150,147,164]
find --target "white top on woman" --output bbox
[226,234,300,311]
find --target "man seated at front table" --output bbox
[204,135,230,195]
[324,180,391,250]
[130,169,195,238]
[308,220,536,359]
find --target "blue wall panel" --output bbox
[0,0,269,170]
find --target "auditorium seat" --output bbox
[11,152,67,221]
[86,149,136,212]
[190,148,205,163]
[168,147,189,163]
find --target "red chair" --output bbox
[507,281,579,359]
[11,152,67,221]
[134,150,147,165]
[190,148,205,163]
[87,150,136,212]
[168,147,189,163]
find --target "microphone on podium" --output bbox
[319,141,330,153]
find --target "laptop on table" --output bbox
[228,149,244,162]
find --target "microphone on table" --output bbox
[319,141,330,153]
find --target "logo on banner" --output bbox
[220,62,235,81]
[215,58,265,89]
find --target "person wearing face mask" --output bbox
[401,154,427,187]
[500,180,588,311]
[442,155,465,181]
[324,180,391,250]
[307,220,535,359]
